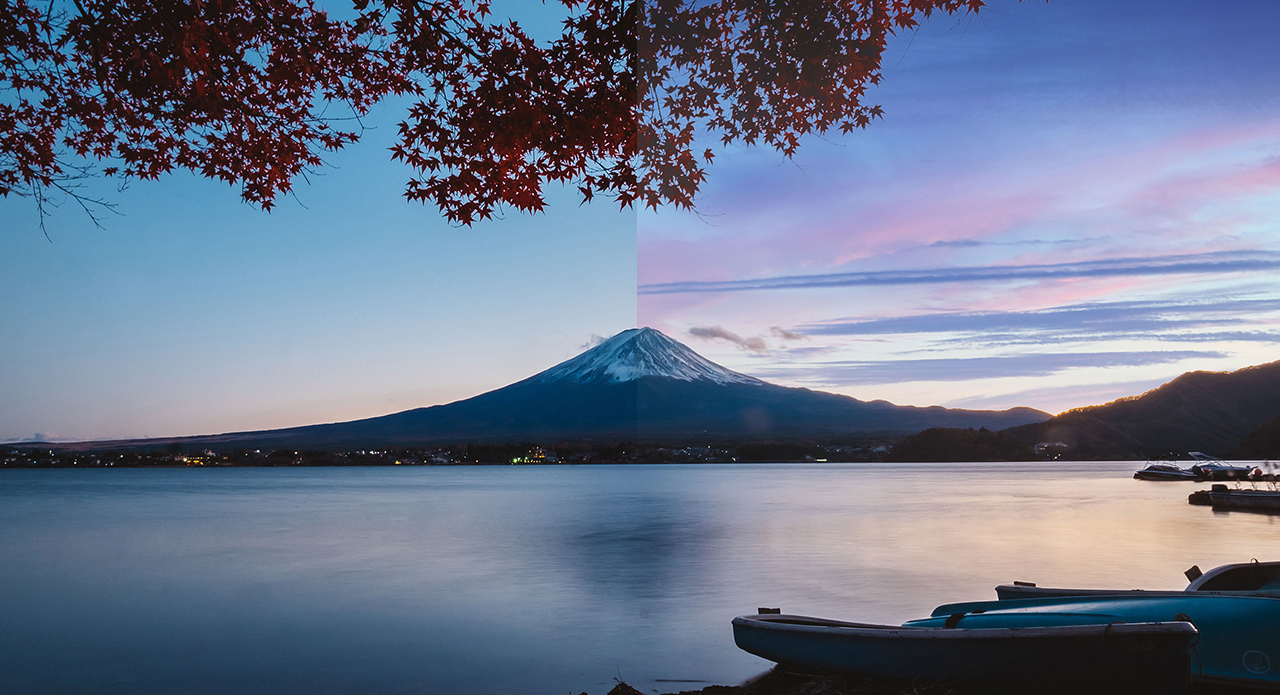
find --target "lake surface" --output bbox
[3,462,1279,694]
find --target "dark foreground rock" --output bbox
[596,670,958,695]
[596,670,1259,695]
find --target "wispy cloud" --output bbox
[687,326,769,353]
[754,351,1226,386]
[640,251,1280,295]
[770,326,809,341]
[805,296,1280,338]
[939,330,1280,350]
[4,432,60,443]
[924,237,1110,249]
[772,345,842,357]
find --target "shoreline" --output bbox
[597,671,959,695]
[600,669,1262,695]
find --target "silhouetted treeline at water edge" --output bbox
[15,412,1280,467]
[882,428,1038,463]
[3,440,902,468]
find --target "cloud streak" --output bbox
[754,351,1226,387]
[687,326,769,353]
[805,296,1280,338]
[770,326,808,341]
[639,251,1280,295]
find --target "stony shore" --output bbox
[592,670,958,695]
[597,671,1252,695]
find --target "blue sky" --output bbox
[641,0,1280,414]
[0,96,636,442]
[4,0,1280,441]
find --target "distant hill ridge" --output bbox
[1004,360,1280,458]
[38,328,1050,452]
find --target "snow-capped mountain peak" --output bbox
[534,328,765,386]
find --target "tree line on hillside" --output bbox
[882,428,1037,463]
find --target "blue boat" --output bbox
[908,593,1280,690]
[995,560,1280,600]
[732,612,1197,695]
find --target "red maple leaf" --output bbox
[1,0,1016,227]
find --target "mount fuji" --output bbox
[533,328,767,387]
[60,328,1050,450]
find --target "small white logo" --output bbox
[1243,650,1271,674]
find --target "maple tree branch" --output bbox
[417,1,484,63]
[4,0,1015,228]
[23,157,120,239]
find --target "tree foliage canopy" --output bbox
[1,0,990,226]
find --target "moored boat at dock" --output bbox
[1133,453,1257,481]
[1133,462,1199,481]
[1189,485,1280,512]
[1188,452,1259,481]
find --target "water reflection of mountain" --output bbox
[549,491,726,603]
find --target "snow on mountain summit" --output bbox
[535,328,765,386]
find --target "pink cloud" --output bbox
[643,118,1280,296]
[931,276,1161,315]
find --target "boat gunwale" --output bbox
[995,560,1280,599]
[995,585,1280,599]
[937,591,1280,618]
[732,614,1197,640]
[1190,672,1280,691]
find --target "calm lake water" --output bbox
[3,462,1279,694]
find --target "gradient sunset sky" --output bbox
[4,0,1280,442]
[641,0,1280,415]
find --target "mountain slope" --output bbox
[50,328,1050,451]
[1004,360,1280,458]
